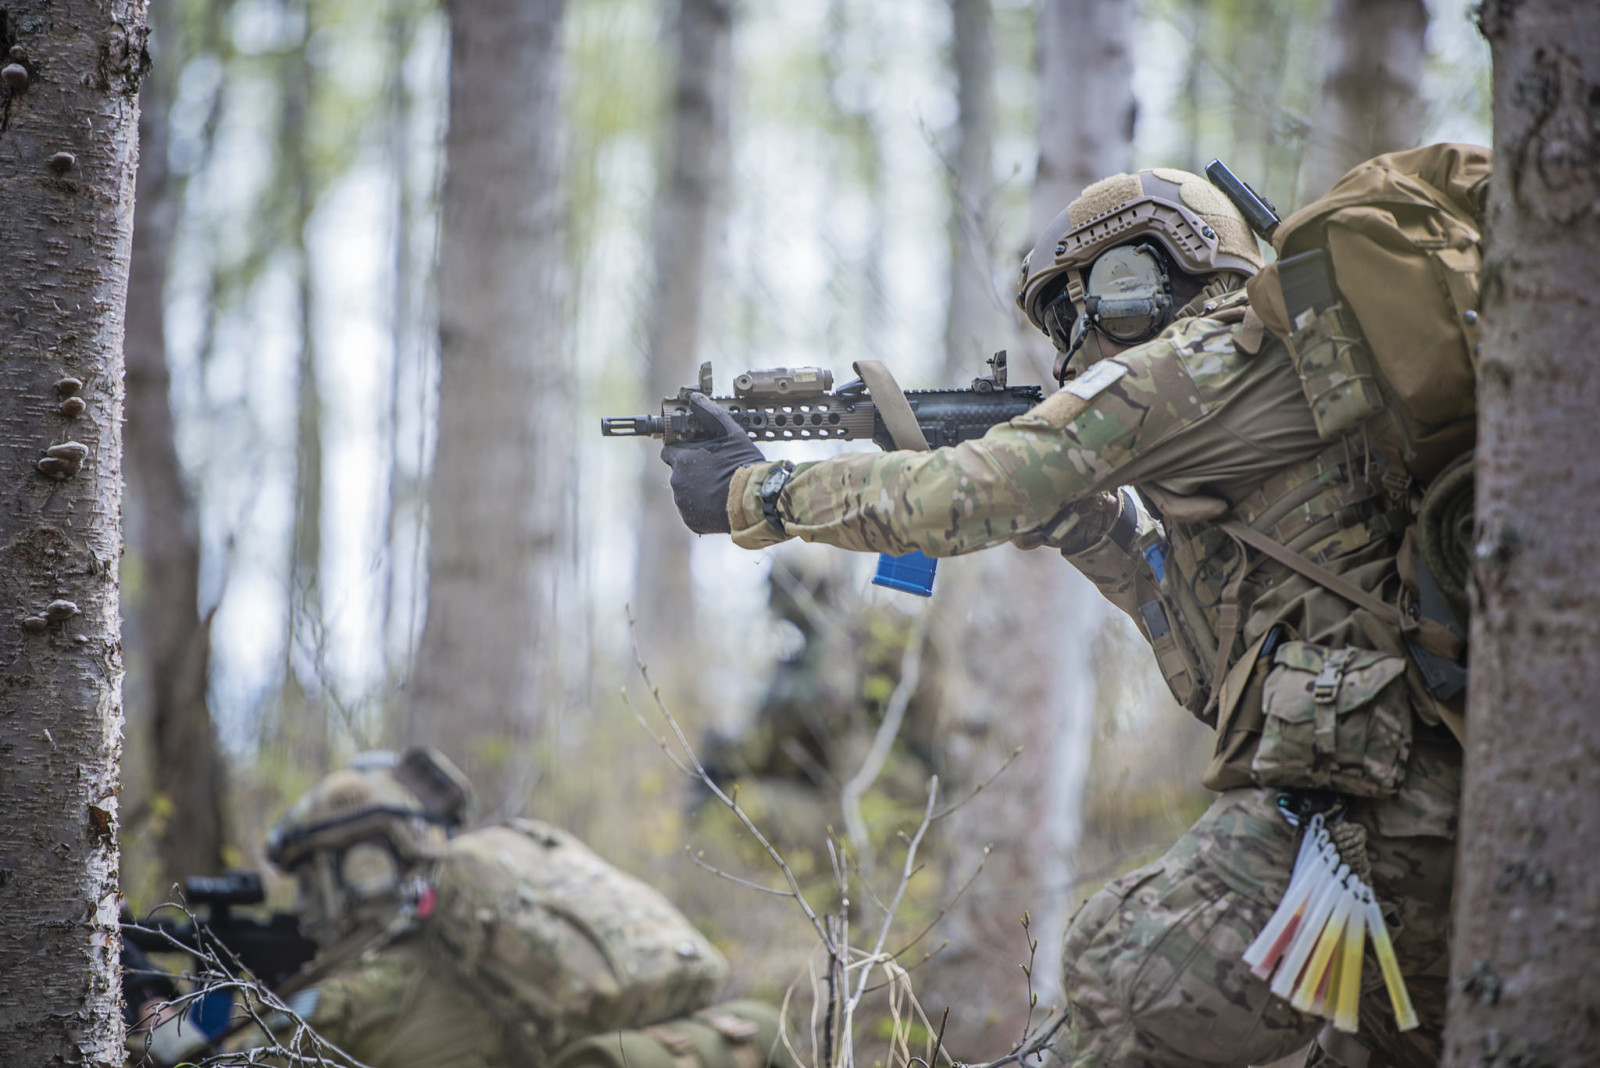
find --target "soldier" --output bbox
[219,749,782,1068]
[702,551,940,792]
[659,166,1463,1067]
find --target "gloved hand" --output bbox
[660,392,767,534]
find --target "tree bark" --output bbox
[1029,0,1134,240]
[123,0,225,885]
[918,1,1135,1043]
[942,0,1002,380]
[1296,0,1428,203]
[1445,3,1600,1064]
[633,0,732,678]
[408,0,569,812]
[0,1,146,1061]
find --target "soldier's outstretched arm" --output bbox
[724,359,1149,556]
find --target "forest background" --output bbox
[113,0,1489,1057]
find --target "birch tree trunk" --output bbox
[633,0,732,676]
[1030,0,1134,239]
[408,0,569,812]
[920,3,1134,1046]
[0,1,146,1060]
[1296,0,1428,203]
[1008,0,1131,1019]
[1445,3,1600,1063]
[942,0,1001,380]
[123,0,224,883]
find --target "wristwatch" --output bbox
[758,461,796,535]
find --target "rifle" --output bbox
[603,353,1045,595]
[602,352,1042,450]
[121,870,319,991]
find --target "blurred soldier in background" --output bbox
[696,551,942,847]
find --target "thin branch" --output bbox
[625,610,833,951]
[892,845,991,960]
[841,608,931,873]
[930,747,1021,822]
[682,846,798,897]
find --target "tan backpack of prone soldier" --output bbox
[1246,142,1490,486]
[425,818,729,1061]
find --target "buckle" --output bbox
[1313,648,1353,704]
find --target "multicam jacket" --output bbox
[725,294,1459,834]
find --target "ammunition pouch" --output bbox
[1252,642,1413,798]
[1131,524,1217,720]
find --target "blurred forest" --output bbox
[116,0,1490,1056]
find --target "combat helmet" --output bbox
[267,747,473,943]
[1017,168,1263,377]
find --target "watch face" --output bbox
[762,465,791,496]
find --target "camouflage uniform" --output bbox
[230,753,730,1068]
[712,188,1461,1065]
[269,938,516,1068]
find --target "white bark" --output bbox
[1023,0,1134,1013]
[633,0,733,673]
[408,0,569,812]
[0,1,145,1060]
[1029,0,1135,241]
[943,0,1004,380]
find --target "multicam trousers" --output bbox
[1056,789,1454,1068]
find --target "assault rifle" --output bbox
[602,352,1042,450]
[121,870,318,991]
[603,354,1045,595]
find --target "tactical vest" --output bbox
[1128,436,1406,727]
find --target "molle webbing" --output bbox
[1165,443,1396,646]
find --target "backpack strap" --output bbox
[1218,520,1464,663]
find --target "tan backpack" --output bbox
[1246,143,1491,483]
[426,819,729,1060]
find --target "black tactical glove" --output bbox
[660,392,766,534]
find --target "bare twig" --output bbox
[929,747,1022,822]
[891,845,990,961]
[841,609,931,873]
[682,845,798,897]
[625,610,833,950]
[123,899,371,1068]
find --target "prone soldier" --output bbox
[137,748,793,1068]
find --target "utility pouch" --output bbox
[1253,642,1413,798]
[1278,249,1386,440]
[1131,530,1214,720]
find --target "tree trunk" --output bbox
[942,0,1002,380]
[276,19,331,768]
[1445,3,1600,1064]
[123,0,225,885]
[918,2,1134,1046]
[1296,0,1428,203]
[632,0,732,681]
[1029,0,1134,239]
[0,2,146,1061]
[408,0,569,812]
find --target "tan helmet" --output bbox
[267,748,473,943]
[1016,166,1264,337]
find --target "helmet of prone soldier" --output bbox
[1016,167,1263,381]
[267,747,474,944]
